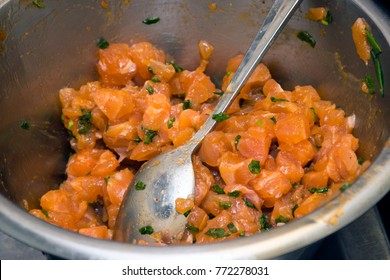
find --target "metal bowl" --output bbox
[0,0,389,259]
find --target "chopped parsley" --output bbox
[248,160,261,174]
[309,187,329,194]
[227,190,241,198]
[41,209,49,218]
[78,109,92,134]
[212,112,230,122]
[234,135,241,150]
[270,116,277,123]
[321,11,333,26]
[33,0,45,9]
[270,96,287,102]
[225,71,233,76]
[134,137,142,143]
[364,75,375,94]
[96,37,109,49]
[139,225,154,235]
[297,31,316,48]
[167,117,175,129]
[145,84,154,95]
[147,66,154,74]
[20,120,30,130]
[214,91,224,96]
[142,127,158,144]
[243,197,257,210]
[259,214,272,231]
[239,232,245,237]
[256,120,263,126]
[357,157,365,165]
[183,210,191,217]
[310,107,318,122]
[292,204,298,217]
[275,215,290,224]
[182,100,191,110]
[142,17,160,25]
[135,181,146,190]
[227,222,237,233]
[211,184,225,194]
[340,182,351,192]
[167,61,183,73]
[219,201,232,210]
[205,228,230,239]
[151,76,160,83]
[186,224,200,233]
[104,176,110,184]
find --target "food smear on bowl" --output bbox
[29,40,369,244]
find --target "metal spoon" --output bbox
[114,0,303,244]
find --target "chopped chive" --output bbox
[166,61,183,73]
[142,128,158,144]
[33,0,45,9]
[214,91,224,96]
[256,120,263,126]
[275,215,290,224]
[227,222,238,233]
[364,76,375,94]
[211,184,225,194]
[340,182,351,192]
[292,204,298,217]
[78,109,92,134]
[20,120,30,130]
[151,76,160,83]
[259,214,272,231]
[167,117,175,129]
[139,225,154,235]
[135,181,146,190]
[234,135,241,150]
[358,157,365,165]
[205,228,230,239]
[182,99,191,110]
[248,160,261,174]
[104,176,110,184]
[186,224,200,233]
[183,210,191,217]
[142,17,160,25]
[134,137,142,143]
[41,209,49,218]
[321,11,333,26]
[96,37,109,49]
[226,71,233,76]
[147,66,154,74]
[297,31,316,48]
[227,190,241,198]
[270,96,287,102]
[212,112,230,122]
[239,232,245,237]
[371,50,384,97]
[270,116,277,123]
[291,182,299,189]
[310,107,318,122]
[145,84,154,95]
[219,201,232,209]
[309,187,329,194]
[243,197,257,210]
[366,29,382,55]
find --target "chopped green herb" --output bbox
[259,214,272,231]
[239,232,245,237]
[186,224,200,233]
[147,66,154,74]
[183,210,191,217]
[270,96,287,102]
[297,31,316,48]
[310,107,318,122]
[214,91,224,96]
[135,181,146,190]
[78,109,92,134]
[167,61,183,73]
[33,0,45,9]
[211,184,225,194]
[371,50,384,97]
[183,100,191,110]
[151,76,160,83]
[291,182,299,189]
[366,29,382,56]
[167,117,175,129]
[364,76,376,94]
[142,128,158,144]
[227,190,241,198]
[226,71,233,76]
[321,11,333,26]
[270,116,277,123]
[104,176,110,184]
[145,84,154,95]
[275,215,290,224]
[205,228,230,239]
[340,182,351,192]
[139,225,154,235]
[96,37,109,49]
[292,204,298,217]
[243,197,257,210]
[357,157,365,165]
[248,160,261,174]
[66,120,74,129]
[20,120,30,130]
[219,201,233,209]
[177,93,186,99]
[227,222,238,233]
[234,135,241,150]
[41,208,49,218]
[134,137,142,143]
[142,17,160,25]
[212,112,230,122]
[256,120,263,126]
[309,187,329,194]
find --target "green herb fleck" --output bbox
[275,215,290,224]
[145,84,154,95]
[142,17,160,25]
[211,184,225,194]
[243,197,257,210]
[270,96,287,102]
[227,190,241,198]
[310,107,318,122]
[297,31,316,48]
[371,50,384,97]
[364,75,376,94]
[292,204,298,217]
[212,112,230,122]
[97,37,109,49]
[248,160,261,174]
[20,120,31,130]
[227,222,238,233]
[291,182,299,189]
[183,210,191,217]
[139,225,154,235]
[41,209,49,218]
[134,137,142,143]
[78,109,92,134]
[214,91,224,96]
[177,93,186,99]
[259,214,272,231]
[340,182,351,192]
[205,228,230,239]
[358,157,365,165]
[33,0,45,9]
[219,201,232,210]
[147,66,154,74]
[135,181,146,190]
[321,11,333,26]
[309,187,329,194]
[234,135,241,150]
[183,100,191,110]
[226,71,233,76]
[256,120,263,126]
[239,232,245,237]
[186,224,200,233]
[167,61,183,73]
[366,29,382,56]
[270,116,277,123]
[142,127,158,144]
[104,176,110,184]
[151,76,160,83]
[167,117,175,129]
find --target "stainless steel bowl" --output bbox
[0,0,389,259]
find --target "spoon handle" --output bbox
[189,0,303,147]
